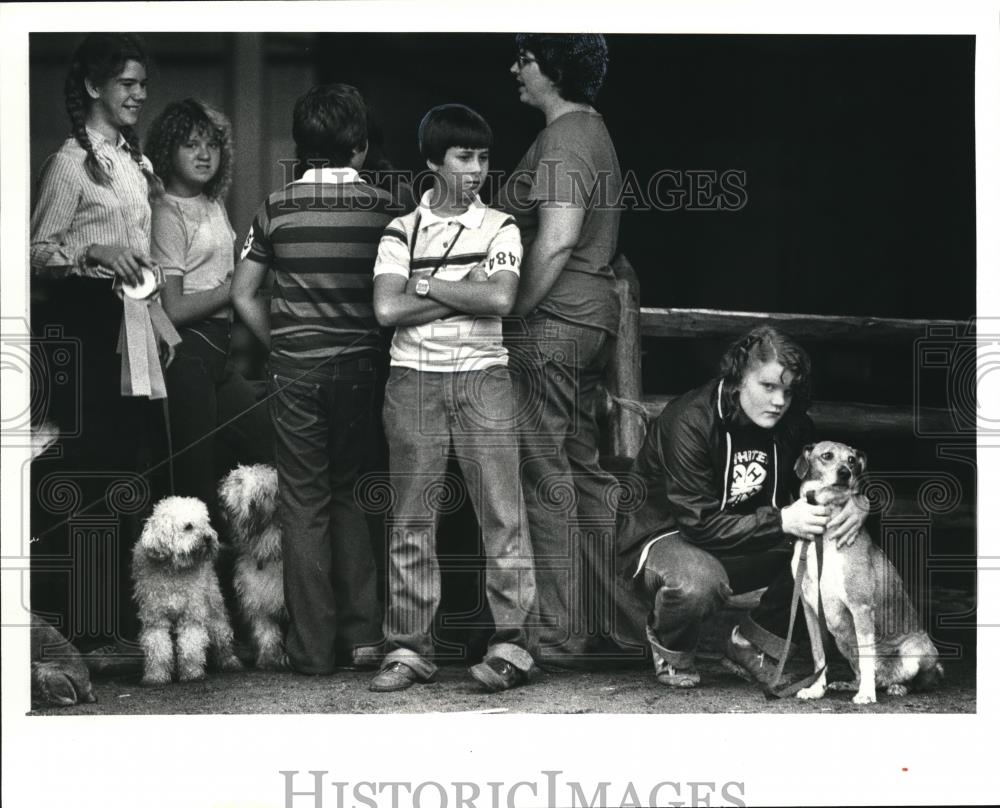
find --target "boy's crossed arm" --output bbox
[373,224,521,327]
[374,268,517,327]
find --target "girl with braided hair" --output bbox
[29,33,162,649]
[145,98,272,516]
[32,32,160,285]
[615,326,868,688]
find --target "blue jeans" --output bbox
[268,354,384,674]
[506,314,641,663]
[381,366,536,680]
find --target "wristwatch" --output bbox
[415,277,430,297]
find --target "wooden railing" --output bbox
[604,255,963,460]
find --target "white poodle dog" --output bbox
[218,464,287,669]
[132,496,243,685]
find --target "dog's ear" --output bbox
[138,507,172,560]
[854,450,868,474]
[794,444,814,480]
[205,529,220,561]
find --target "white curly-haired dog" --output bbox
[218,464,287,669]
[132,496,243,685]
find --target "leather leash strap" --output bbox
[763,530,828,699]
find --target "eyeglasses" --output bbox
[515,53,537,69]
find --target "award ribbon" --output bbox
[114,266,181,399]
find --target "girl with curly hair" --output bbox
[616,326,867,688]
[146,98,272,516]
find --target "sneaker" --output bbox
[370,661,426,693]
[721,627,792,686]
[469,657,530,693]
[655,661,700,688]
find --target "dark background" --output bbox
[317,33,976,320]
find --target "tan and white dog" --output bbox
[218,464,286,669]
[792,442,943,705]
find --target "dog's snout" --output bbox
[837,465,852,481]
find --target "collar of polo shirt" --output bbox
[296,167,364,184]
[417,190,487,230]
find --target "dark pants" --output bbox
[30,276,156,645]
[506,314,639,663]
[163,320,273,518]
[635,532,797,668]
[268,354,384,674]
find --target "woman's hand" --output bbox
[158,338,176,369]
[781,497,830,540]
[86,244,152,287]
[826,493,870,548]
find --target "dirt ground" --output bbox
[29,650,975,716]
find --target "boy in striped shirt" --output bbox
[369,105,538,693]
[231,84,395,675]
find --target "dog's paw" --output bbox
[256,652,284,671]
[852,690,877,705]
[826,680,859,692]
[178,668,207,683]
[141,671,171,687]
[886,683,908,697]
[796,682,826,700]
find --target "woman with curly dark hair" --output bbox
[496,34,625,666]
[146,98,272,516]
[616,326,867,688]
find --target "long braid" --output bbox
[121,125,163,198]
[64,65,110,186]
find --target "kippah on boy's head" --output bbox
[418,104,493,166]
[293,83,369,169]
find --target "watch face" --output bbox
[416,278,430,296]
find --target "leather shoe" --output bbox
[469,657,530,692]
[370,661,424,692]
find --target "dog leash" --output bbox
[763,492,829,699]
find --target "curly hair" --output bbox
[63,33,159,194]
[514,34,609,104]
[719,326,813,423]
[145,98,234,200]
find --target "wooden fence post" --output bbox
[606,255,645,460]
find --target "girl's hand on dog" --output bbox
[781,497,830,539]
[826,493,870,548]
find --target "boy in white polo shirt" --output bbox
[369,104,537,693]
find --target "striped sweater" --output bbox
[241,170,397,368]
